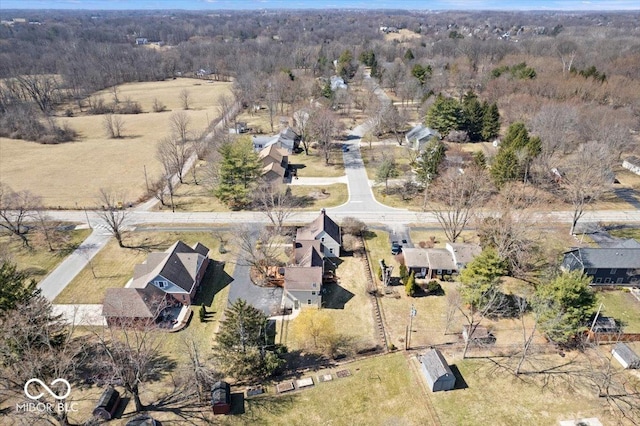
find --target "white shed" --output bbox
[418,349,456,392]
[612,343,640,369]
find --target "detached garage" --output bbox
[612,343,640,369]
[419,349,456,392]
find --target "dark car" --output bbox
[342,144,349,152]
[391,241,402,255]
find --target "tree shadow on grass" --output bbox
[193,260,232,308]
[244,393,297,420]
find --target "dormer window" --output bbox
[156,280,168,288]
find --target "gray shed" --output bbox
[419,349,456,392]
[612,343,640,369]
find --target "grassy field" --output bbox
[430,356,620,426]
[0,78,232,208]
[54,229,236,304]
[609,227,640,240]
[289,150,345,178]
[0,228,91,281]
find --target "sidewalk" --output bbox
[289,176,348,186]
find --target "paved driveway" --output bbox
[52,304,106,326]
[227,257,283,317]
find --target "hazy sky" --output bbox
[1,0,639,10]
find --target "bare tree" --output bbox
[148,178,168,208]
[12,74,60,114]
[218,94,235,130]
[559,142,614,235]
[293,107,312,155]
[556,40,578,76]
[308,106,339,165]
[169,111,191,144]
[181,332,221,403]
[179,88,191,110]
[0,294,93,426]
[93,315,169,413]
[103,113,125,138]
[156,136,193,184]
[255,182,297,232]
[427,166,491,243]
[238,226,282,285]
[0,184,42,248]
[96,188,128,248]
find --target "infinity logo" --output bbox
[24,378,72,400]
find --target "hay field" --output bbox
[0,78,232,208]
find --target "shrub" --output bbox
[117,99,143,114]
[424,280,444,296]
[405,271,418,297]
[152,97,167,113]
[399,264,408,284]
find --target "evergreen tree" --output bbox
[535,271,596,344]
[462,91,484,142]
[405,271,419,297]
[490,147,520,188]
[375,157,400,193]
[213,138,263,209]
[473,151,487,168]
[459,248,508,311]
[404,48,415,61]
[481,102,500,141]
[415,139,446,186]
[425,94,464,136]
[411,64,432,86]
[213,299,284,379]
[0,261,37,314]
[337,49,358,81]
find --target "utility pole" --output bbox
[143,165,150,193]
[406,304,416,350]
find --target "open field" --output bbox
[54,230,236,304]
[609,227,640,240]
[0,79,232,208]
[278,253,378,353]
[0,227,91,281]
[289,149,345,177]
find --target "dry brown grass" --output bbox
[0,79,232,208]
[54,229,236,305]
[0,227,91,281]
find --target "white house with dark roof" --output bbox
[561,247,640,285]
[296,209,341,257]
[402,243,481,279]
[612,343,640,369]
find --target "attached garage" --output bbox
[419,349,456,392]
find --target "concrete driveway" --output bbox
[52,304,106,326]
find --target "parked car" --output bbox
[342,144,349,152]
[391,241,402,255]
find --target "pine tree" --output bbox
[0,261,37,314]
[462,91,484,142]
[481,102,500,141]
[213,138,263,209]
[415,139,446,186]
[473,151,487,168]
[490,147,520,188]
[375,158,400,193]
[459,248,508,310]
[425,94,463,136]
[405,271,419,297]
[404,48,415,61]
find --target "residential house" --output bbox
[418,349,456,392]
[259,144,289,183]
[402,243,480,279]
[330,75,348,91]
[135,37,148,45]
[405,124,440,151]
[102,241,210,325]
[282,211,341,310]
[561,248,640,285]
[252,127,300,153]
[296,209,341,257]
[612,343,640,369]
[622,156,640,176]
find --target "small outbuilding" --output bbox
[462,325,495,345]
[211,381,232,415]
[92,386,121,420]
[418,349,456,392]
[612,343,640,369]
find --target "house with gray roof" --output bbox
[622,156,640,176]
[402,243,480,279]
[418,349,456,392]
[405,124,440,151]
[103,241,210,325]
[252,127,300,153]
[561,247,640,285]
[296,209,341,257]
